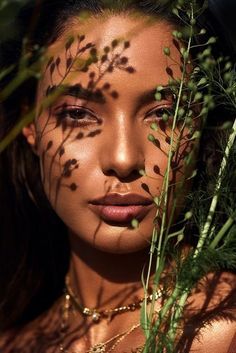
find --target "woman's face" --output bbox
[25,14,196,253]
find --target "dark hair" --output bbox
[0,0,235,331]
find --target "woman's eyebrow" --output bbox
[136,86,174,108]
[45,85,173,107]
[46,84,106,104]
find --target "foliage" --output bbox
[139,1,236,352]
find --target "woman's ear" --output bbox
[22,123,38,155]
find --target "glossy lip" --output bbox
[88,193,153,224]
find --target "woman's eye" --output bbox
[145,107,173,121]
[55,106,98,125]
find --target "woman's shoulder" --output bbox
[185,271,236,324]
[192,271,236,308]
[184,271,236,353]
[0,296,63,353]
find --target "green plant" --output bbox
[138,1,236,352]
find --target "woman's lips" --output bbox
[89,193,153,224]
[89,204,153,223]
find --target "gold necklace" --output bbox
[59,292,141,353]
[65,275,162,323]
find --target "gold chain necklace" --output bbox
[59,292,141,353]
[65,275,162,323]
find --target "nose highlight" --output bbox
[100,125,145,179]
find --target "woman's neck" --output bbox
[68,231,151,310]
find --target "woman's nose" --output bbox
[100,119,145,179]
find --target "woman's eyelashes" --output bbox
[145,105,173,122]
[53,103,174,128]
[54,105,100,126]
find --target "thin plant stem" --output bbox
[210,210,236,249]
[143,4,195,351]
[194,116,236,255]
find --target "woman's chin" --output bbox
[68,221,153,255]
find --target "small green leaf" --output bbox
[185,117,192,126]
[224,72,231,82]
[139,169,146,176]
[172,30,178,38]
[191,131,201,140]
[194,92,203,102]
[155,92,162,101]
[224,62,232,70]
[197,77,208,86]
[131,219,139,229]
[162,113,169,122]
[203,95,211,104]
[151,123,158,131]
[177,0,184,6]
[148,134,156,142]
[183,51,189,60]
[190,18,196,26]
[172,8,179,16]
[187,81,197,92]
[168,78,176,86]
[187,169,197,180]
[185,211,193,220]
[176,31,183,39]
[156,85,164,92]
[207,37,217,45]
[199,107,209,116]
[187,109,193,117]
[202,48,211,57]
[163,47,170,56]
[175,232,184,246]
[220,121,233,130]
[178,107,185,118]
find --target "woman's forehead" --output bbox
[52,13,173,44]
[38,15,182,100]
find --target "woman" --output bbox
[0,0,235,352]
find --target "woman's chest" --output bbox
[49,321,236,353]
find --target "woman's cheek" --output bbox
[37,133,80,207]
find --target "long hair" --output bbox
[0,0,235,331]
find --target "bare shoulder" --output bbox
[182,271,236,353]
[190,271,236,311]
[0,297,63,353]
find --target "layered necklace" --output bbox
[58,275,162,353]
[65,275,162,323]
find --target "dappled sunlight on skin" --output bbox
[26,15,200,255]
[20,18,205,353]
[176,273,236,353]
[0,273,236,353]
[35,34,137,210]
[36,36,135,208]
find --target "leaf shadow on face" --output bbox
[37,35,137,210]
